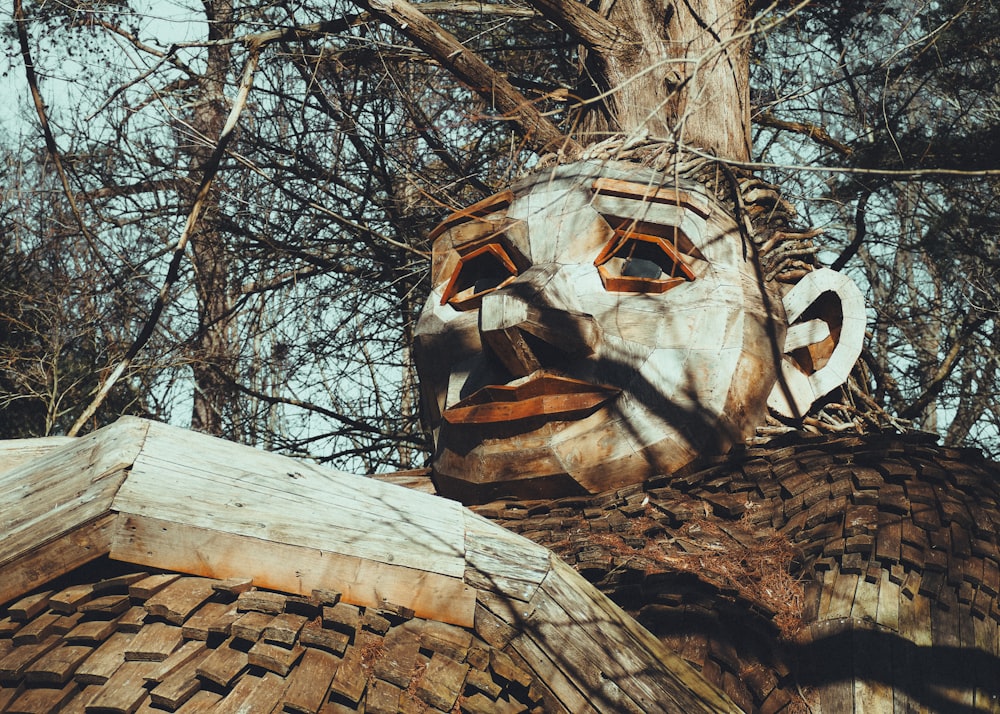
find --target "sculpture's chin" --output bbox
[440,371,620,425]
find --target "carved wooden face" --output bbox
[414,161,787,503]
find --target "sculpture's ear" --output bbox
[767,268,866,418]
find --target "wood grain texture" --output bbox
[115,420,467,580]
[0,417,148,578]
[110,514,477,628]
[0,514,116,607]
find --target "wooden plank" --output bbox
[591,178,712,217]
[0,418,148,585]
[65,619,117,646]
[427,190,514,241]
[195,637,248,688]
[111,514,476,628]
[74,632,134,685]
[853,627,893,713]
[0,435,75,475]
[6,678,79,714]
[372,623,421,689]
[13,612,62,644]
[0,515,116,607]
[237,590,286,615]
[367,678,403,714]
[851,570,880,623]
[143,640,205,686]
[463,511,552,602]
[172,688,221,713]
[522,558,735,713]
[827,569,860,621]
[262,613,308,646]
[231,611,274,641]
[505,631,583,714]
[214,670,288,714]
[330,645,366,704]
[282,647,340,714]
[143,578,218,625]
[84,660,159,714]
[129,574,181,601]
[182,602,238,641]
[0,683,22,711]
[0,634,60,681]
[874,568,900,632]
[80,594,131,617]
[50,584,95,614]
[117,606,148,633]
[24,644,93,685]
[248,640,305,676]
[125,622,183,662]
[118,420,467,578]
[148,646,211,710]
[415,652,469,711]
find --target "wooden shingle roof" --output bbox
[479,431,1000,712]
[0,417,734,713]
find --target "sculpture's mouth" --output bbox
[441,371,620,425]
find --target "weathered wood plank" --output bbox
[0,514,116,607]
[143,640,205,686]
[0,435,75,475]
[74,632,134,685]
[111,514,476,628]
[148,645,210,710]
[182,602,238,641]
[128,574,181,601]
[262,613,308,646]
[195,637,248,688]
[124,622,183,662]
[6,678,79,713]
[330,645,366,704]
[463,512,551,602]
[84,660,159,714]
[248,640,305,676]
[874,568,900,632]
[65,619,117,646]
[213,670,287,714]
[143,578,218,626]
[23,644,93,685]
[0,635,60,681]
[117,420,466,578]
[50,584,95,614]
[519,558,735,714]
[282,646,339,714]
[851,570,880,623]
[0,418,148,578]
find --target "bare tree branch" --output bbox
[352,0,578,154]
[69,50,262,436]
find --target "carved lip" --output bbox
[442,372,620,425]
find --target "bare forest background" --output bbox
[1,0,998,473]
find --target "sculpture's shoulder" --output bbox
[476,432,1000,713]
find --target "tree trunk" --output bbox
[577,0,750,161]
[189,0,236,435]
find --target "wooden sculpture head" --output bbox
[415,161,865,503]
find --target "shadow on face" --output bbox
[415,161,811,503]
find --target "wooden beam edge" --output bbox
[0,512,116,606]
[109,512,477,628]
[520,556,737,714]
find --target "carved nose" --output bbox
[478,292,598,378]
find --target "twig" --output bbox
[68,50,261,435]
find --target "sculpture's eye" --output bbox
[595,221,698,293]
[441,242,520,310]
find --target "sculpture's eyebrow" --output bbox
[590,178,711,218]
[428,190,514,243]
